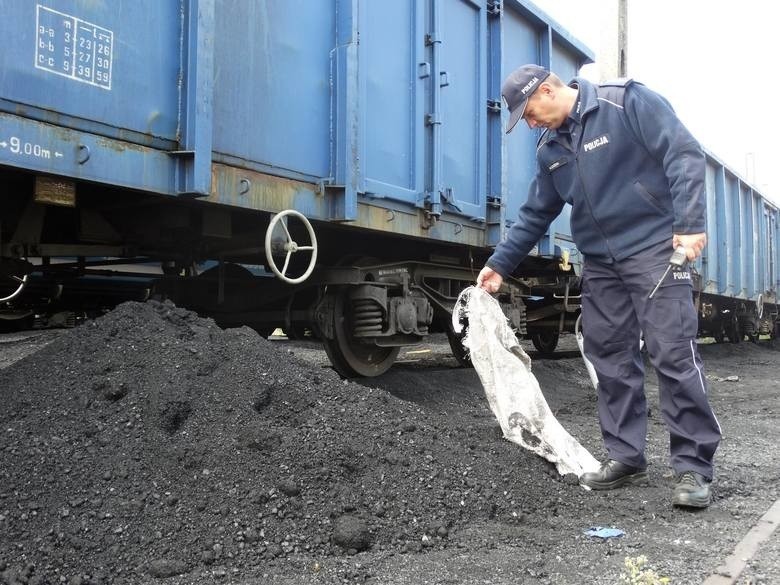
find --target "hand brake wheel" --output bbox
[264,210,318,284]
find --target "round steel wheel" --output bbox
[321,287,399,378]
[0,260,29,303]
[726,314,742,344]
[442,312,472,368]
[530,330,559,356]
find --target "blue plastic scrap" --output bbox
[584,526,625,539]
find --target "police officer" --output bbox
[477,64,721,508]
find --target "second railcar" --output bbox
[694,151,780,343]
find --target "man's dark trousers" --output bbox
[581,240,721,479]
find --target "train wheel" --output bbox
[744,322,760,344]
[726,315,742,344]
[445,322,472,368]
[0,259,30,303]
[530,331,559,356]
[321,287,399,378]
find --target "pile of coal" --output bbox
[0,300,565,584]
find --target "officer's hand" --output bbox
[477,266,503,293]
[672,233,707,262]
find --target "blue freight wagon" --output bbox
[0,0,777,376]
[696,151,779,342]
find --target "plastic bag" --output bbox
[453,286,600,478]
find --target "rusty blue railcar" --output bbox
[0,1,776,375]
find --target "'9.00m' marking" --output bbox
[1,137,55,159]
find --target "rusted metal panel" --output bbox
[34,175,76,207]
[209,163,486,247]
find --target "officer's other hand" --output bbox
[477,267,503,293]
[672,233,707,262]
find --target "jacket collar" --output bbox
[545,78,599,146]
[569,77,600,121]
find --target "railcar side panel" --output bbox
[743,190,753,299]
[702,159,720,295]
[358,1,425,205]
[438,0,487,220]
[211,0,334,180]
[701,151,778,308]
[0,0,182,145]
[498,1,590,266]
[727,174,742,297]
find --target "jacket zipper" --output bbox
[573,144,615,260]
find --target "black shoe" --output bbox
[580,459,647,490]
[672,471,711,508]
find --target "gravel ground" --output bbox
[1,300,778,585]
[0,330,64,370]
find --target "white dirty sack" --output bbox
[453,286,600,478]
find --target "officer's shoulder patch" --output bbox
[596,79,638,109]
[600,77,634,88]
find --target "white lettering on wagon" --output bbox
[0,136,61,160]
[35,5,114,90]
[583,135,609,152]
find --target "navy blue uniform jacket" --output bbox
[486,78,706,277]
